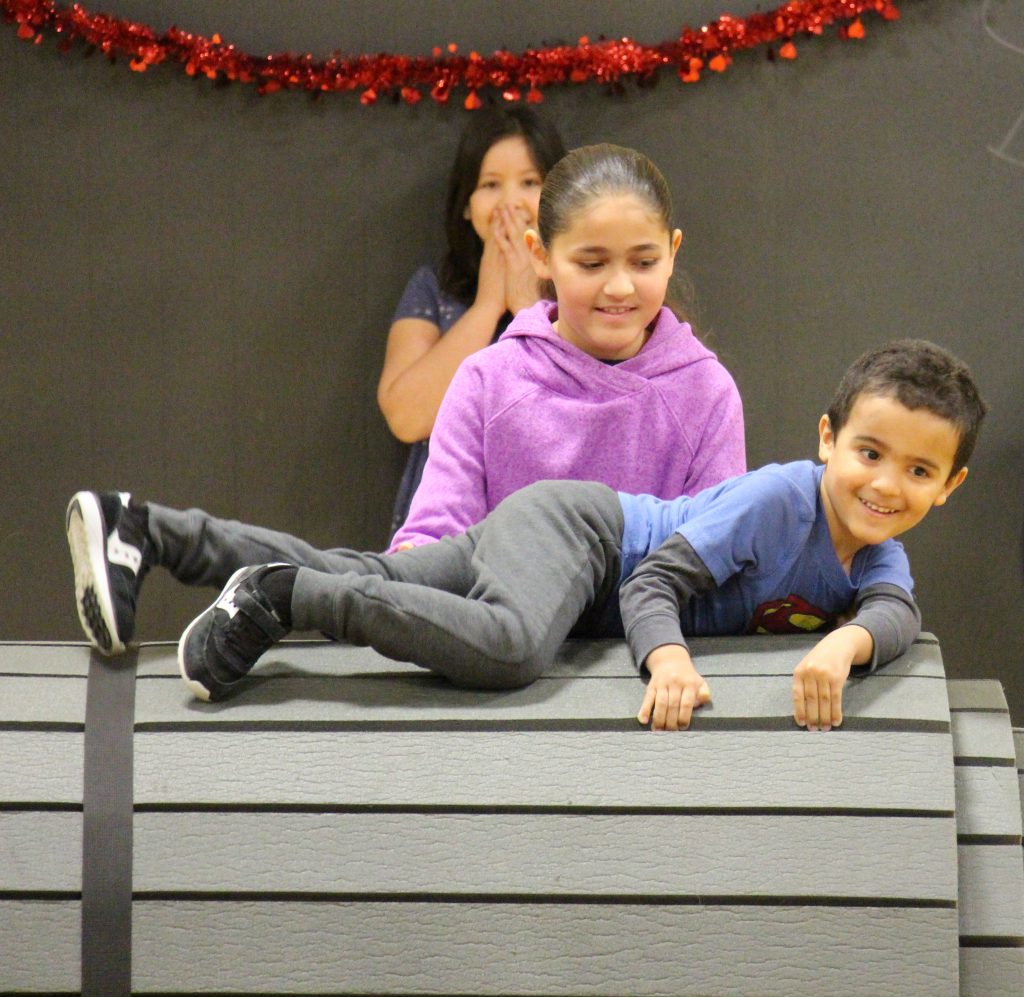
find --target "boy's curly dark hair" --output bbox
[826,339,987,475]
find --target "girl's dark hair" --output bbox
[537,143,672,245]
[438,107,566,304]
[537,143,694,322]
[826,339,988,474]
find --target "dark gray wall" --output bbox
[2,1,1022,716]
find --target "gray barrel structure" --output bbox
[1,634,1020,995]
[948,681,1024,993]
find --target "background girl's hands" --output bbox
[474,230,509,315]
[491,205,542,314]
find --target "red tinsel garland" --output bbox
[2,0,901,107]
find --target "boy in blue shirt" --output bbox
[72,339,986,731]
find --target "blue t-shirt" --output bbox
[617,461,914,639]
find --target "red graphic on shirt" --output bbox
[747,593,832,635]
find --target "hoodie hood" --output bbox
[389,297,746,551]
[496,300,717,400]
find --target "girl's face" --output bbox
[526,193,682,361]
[465,136,543,241]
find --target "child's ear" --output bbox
[524,229,551,280]
[670,228,683,257]
[933,466,968,507]
[817,414,835,463]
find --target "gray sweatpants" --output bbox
[149,481,624,689]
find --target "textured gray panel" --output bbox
[0,675,86,724]
[0,732,83,803]
[959,946,1024,996]
[133,672,951,726]
[132,634,947,679]
[0,812,82,890]
[0,900,81,991]
[947,679,1010,712]
[0,641,92,676]
[954,766,1024,838]
[133,811,956,900]
[130,901,958,996]
[952,712,1017,763]
[133,729,955,810]
[957,845,1024,939]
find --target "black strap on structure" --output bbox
[82,648,137,997]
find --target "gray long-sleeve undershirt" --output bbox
[619,532,920,673]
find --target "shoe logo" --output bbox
[107,528,142,573]
[215,588,241,620]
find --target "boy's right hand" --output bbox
[638,644,711,731]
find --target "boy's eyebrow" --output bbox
[852,434,944,471]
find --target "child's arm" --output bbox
[378,264,506,444]
[792,584,920,731]
[619,533,717,731]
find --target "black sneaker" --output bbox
[66,491,154,655]
[178,564,291,702]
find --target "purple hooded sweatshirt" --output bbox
[389,300,746,551]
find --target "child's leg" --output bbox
[67,488,411,655]
[289,481,625,687]
[180,481,624,698]
[147,504,386,589]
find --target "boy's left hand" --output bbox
[791,629,865,731]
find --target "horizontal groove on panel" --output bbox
[955,757,1017,768]
[130,891,957,908]
[0,802,83,812]
[0,891,81,900]
[957,834,1024,845]
[0,672,88,680]
[135,669,953,681]
[133,717,950,733]
[133,802,956,817]
[959,936,1024,948]
[0,722,84,732]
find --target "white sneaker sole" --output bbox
[66,492,125,655]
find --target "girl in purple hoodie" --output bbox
[65,146,745,657]
[390,143,745,549]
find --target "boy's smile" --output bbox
[818,393,967,570]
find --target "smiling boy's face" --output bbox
[818,392,968,568]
